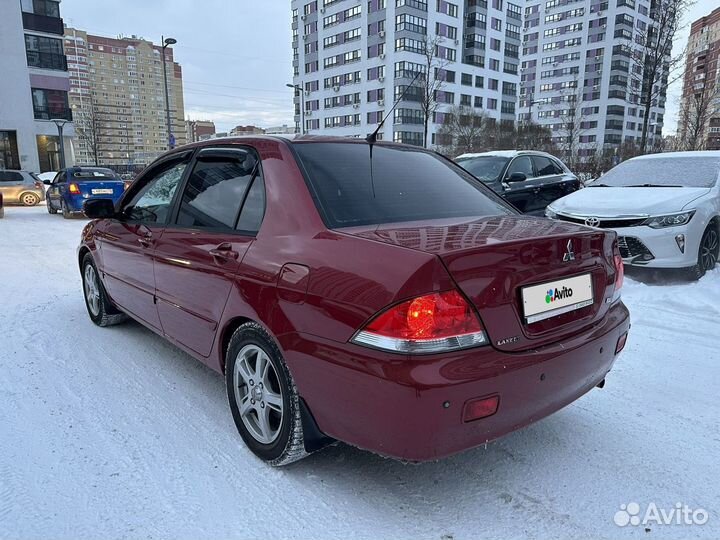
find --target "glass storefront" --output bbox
[0,131,21,170]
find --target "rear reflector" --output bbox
[351,290,487,354]
[615,332,628,354]
[463,395,499,423]
[612,252,624,303]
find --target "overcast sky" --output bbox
[62,0,719,134]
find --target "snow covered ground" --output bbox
[1,206,719,540]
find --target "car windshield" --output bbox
[293,143,512,228]
[73,168,119,180]
[455,156,509,183]
[590,157,720,188]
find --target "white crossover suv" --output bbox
[546,151,720,279]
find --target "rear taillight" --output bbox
[69,182,81,194]
[613,253,624,303]
[34,181,43,190]
[351,290,487,354]
[123,180,132,191]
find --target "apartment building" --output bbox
[678,7,720,151]
[520,0,668,159]
[186,119,217,142]
[64,28,186,168]
[0,0,74,172]
[290,0,522,145]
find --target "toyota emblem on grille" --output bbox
[563,239,575,262]
[584,216,601,227]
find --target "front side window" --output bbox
[506,156,534,179]
[294,143,511,227]
[176,151,258,230]
[124,160,188,224]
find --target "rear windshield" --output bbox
[455,156,509,183]
[72,169,119,180]
[592,157,720,188]
[293,143,512,228]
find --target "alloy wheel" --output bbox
[701,228,719,271]
[233,344,284,444]
[22,193,38,206]
[84,264,101,317]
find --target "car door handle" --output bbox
[209,243,239,260]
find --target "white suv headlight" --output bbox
[643,211,695,229]
[545,207,558,219]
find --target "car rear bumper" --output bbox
[66,194,121,212]
[282,301,630,461]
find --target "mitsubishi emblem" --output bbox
[563,239,576,262]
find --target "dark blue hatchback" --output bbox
[45,167,127,218]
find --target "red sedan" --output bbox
[79,136,629,465]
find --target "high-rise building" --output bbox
[678,7,720,151]
[520,0,669,161]
[290,0,522,145]
[64,28,186,169]
[186,119,217,142]
[0,0,74,172]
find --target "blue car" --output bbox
[45,167,127,218]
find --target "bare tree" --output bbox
[416,35,449,148]
[679,83,716,150]
[74,100,104,166]
[627,0,693,152]
[514,121,556,153]
[434,105,487,155]
[555,84,587,171]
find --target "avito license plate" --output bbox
[522,273,593,324]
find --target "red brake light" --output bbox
[352,290,487,353]
[69,182,81,194]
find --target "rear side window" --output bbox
[236,174,265,233]
[176,152,257,230]
[533,156,563,176]
[0,171,23,182]
[294,143,512,228]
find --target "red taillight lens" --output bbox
[352,290,487,353]
[69,182,81,194]
[34,181,43,189]
[463,395,500,422]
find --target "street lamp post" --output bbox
[286,83,304,135]
[161,36,177,149]
[51,118,69,169]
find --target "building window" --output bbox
[0,131,21,170]
[24,35,66,70]
[31,0,60,17]
[31,88,70,120]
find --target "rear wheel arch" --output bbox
[78,246,91,271]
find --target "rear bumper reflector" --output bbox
[463,395,500,423]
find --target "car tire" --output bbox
[687,222,719,280]
[225,321,307,466]
[81,253,127,327]
[20,192,40,206]
[61,200,71,219]
[47,198,57,214]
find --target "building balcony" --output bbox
[22,12,64,35]
[26,51,68,71]
[33,107,73,121]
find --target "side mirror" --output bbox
[507,172,527,183]
[43,179,51,185]
[84,198,116,219]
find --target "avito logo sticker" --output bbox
[545,286,574,304]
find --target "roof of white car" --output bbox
[456,150,555,159]
[630,151,720,161]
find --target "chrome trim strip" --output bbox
[555,210,649,220]
[351,330,487,354]
[525,299,594,324]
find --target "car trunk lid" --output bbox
[74,179,125,199]
[344,215,618,352]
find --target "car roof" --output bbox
[455,150,557,160]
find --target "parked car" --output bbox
[45,167,126,218]
[546,151,720,279]
[79,136,629,466]
[455,150,581,216]
[0,170,46,206]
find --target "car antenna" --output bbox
[366,70,422,145]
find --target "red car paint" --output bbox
[79,136,630,461]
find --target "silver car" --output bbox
[0,170,46,206]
